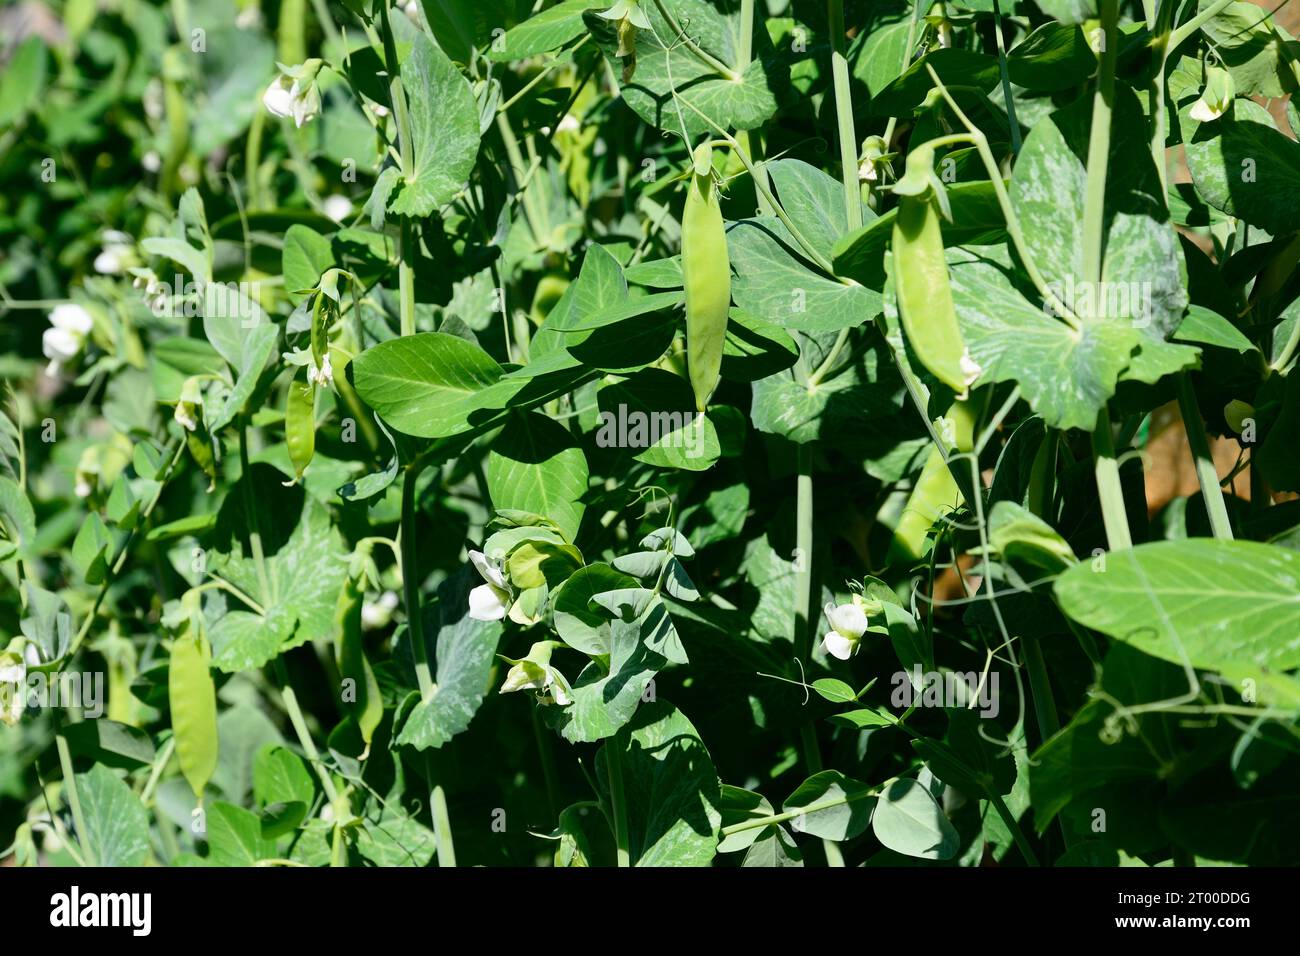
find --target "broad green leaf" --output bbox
[1010,87,1187,341]
[74,765,150,867]
[356,807,437,866]
[553,563,640,656]
[387,33,480,216]
[610,700,722,867]
[1174,305,1256,353]
[396,576,503,750]
[595,369,721,471]
[0,37,48,126]
[204,802,275,866]
[1054,540,1300,684]
[869,48,999,116]
[65,721,156,770]
[871,777,959,860]
[282,226,335,304]
[488,0,590,61]
[944,246,1139,431]
[253,744,315,809]
[988,500,1077,573]
[585,0,780,136]
[1184,100,1300,237]
[1007,22,1099,91]
[549,613,665,744]
[353,332,505,438]
[783,769,874,841]
[487,412,588,541]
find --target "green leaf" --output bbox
[1010,86,1187,341]
[253,744,315,808]
[783,769,875,841]
[595,369,720,471]
[74,765,150,867]
[829,707,897,729]
[388,33,480,216]
[488,0,590,61]
[487,412,588,542]
[550,612,665,744]
[585,0,780,136]
[396,576,503,750]
[811,678,857,703]
[65,721,156,770]
[553,563,640,656]
[1007,22,1099,91]
[610,700,722,867]
[353,332,505,439]
[282,226,335,304]
[871,777,959,860]
[72,513,114,585]
[1184,100,1300,237]
[750,343,904,444]
[1054,540,1300,685]
[0,37,48,126]
[204,802,275,866]
[1174,305,1256,353]
[988,500,1077,573]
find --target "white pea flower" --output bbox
[142,150,162,173]
[361,590,399,630]
[468,549,510,621]
[323,194,353,223]
[1190,66,1234,123]
[174,377,203,433]
[42,303,94,377]
[499,642,573,707]
[94,233,132,274]
[0,646,27,727]
[821,594,880,661]
[263,60,323,128]
[308,353,334,387]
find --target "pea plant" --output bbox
[1,0,1299,869]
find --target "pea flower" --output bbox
[0,641,27,727]
[42,303,94,377]
[323,195,353,223]
[174,376,203,433]
[499,641,573,707]
[1189,66,1234,123]
[263,59,323,128]
[821,593,882,660]
[361,590,399,630]
[308,353,334,388]
[93,230,133,275]
[468,550,511,621]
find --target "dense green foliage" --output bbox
[2,0,1300,868]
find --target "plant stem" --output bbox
[990,0,1022,155]
[55,729,94,866]
[721,784,881,836]
[1091,406,1133,550]
[794,443,815,659]
[239,426,275,604]
[499,36,591,114]
[827,0,861,231]
[274,658,341,804]
[1081,0,1117,290]
[1176,373,1234,539]
[988,790,1040,866]
[607,732,631,867]
[1168,0,1235,52]
[432,784,456,867]
[399,220,416,337]
[400,464,434,699]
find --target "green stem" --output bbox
[400,465,434,699]
[607,732,631,867]
[399,220,416,337]
[1091,406,1133,550]
[990,0,1022,155]
[432,783,456,867]
[1081,0,1118,290]
[1168,0,1234,52]
[988,790,1040,866]
[827,0,861,231]
[1176,373,1234,540]
[55,730,94,866]
[277,0,306,64]
[721,785,881,836]
[498,36,591,114]
[239,426,275,604]
[794,443,815,659]
[274,659,341,805]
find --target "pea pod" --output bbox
[887,399,976,564]
[169,630,218,801]
[681,143,731,412]
[334,575,382,755]
[285,372,316,481]
[891,148,978,396]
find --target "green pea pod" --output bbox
[892,188,978,396]
[681,143,731,413]
[887,399,976,564]
[169,632,218,800]
[285,372,316,481]
[334,575,382,754]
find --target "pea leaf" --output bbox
[871,777,960,860]
[783,769,875,841]
[387,32,480,217]
[1054,540,1300,685]
[74,765,150,867]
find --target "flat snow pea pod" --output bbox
[169,631,218,800]
[334,575,382,754]
[887,399,976,564]
[285,371,316,481]
[681,142,731,412]
[891,149,979,396]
